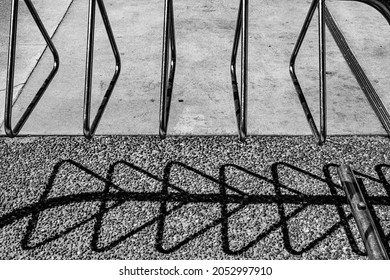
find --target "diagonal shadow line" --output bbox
[19,159,191,251]
[221,196,307,255]
[220,163,278,255]
[272,162,357,255]
[21,159,115,250]
[333,163,390,256]
[356,177,390,256]
[91,160,190,252]
[375,164,390,197]
[321,163,344,191]
[222,163,317,196]
[155,161,249,254]
[19,159,192,252]
[1,159,389,255]
[156,161,215,253]
[323,164,365,256]
[274,162,344,192]
[374,164,390,247]
[219,163,353,255]
[91,160,121,252]
[21,160,62,249]
[354,171,384,184]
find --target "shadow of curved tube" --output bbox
[2,159,389,256]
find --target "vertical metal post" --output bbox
[83,0,121,139]
[5,0,59,137]
[84,0,96,138]
[230,0,242,137]
[230,0,248,141]
[338,165,389,260]
[289,0,322,144]
[159,0,176,139]
[5,0,19,137]
[241,0,248,140]
[318,0,327,143]
[160,0,170,138]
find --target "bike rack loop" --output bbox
[84,0,121,139]
[4,0,121,139]
[290,0,390,145]
[159,0,176,139]
[5,0,59,138]
[159,0,248,141]
[231,0,249,141]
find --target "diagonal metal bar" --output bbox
[159,0,176,139]
[83,0,121,139]
[230,0,249,141]
[338,165,389,260]
[4,0,60,137]
[289,0,326,145]
[325,3,390,136]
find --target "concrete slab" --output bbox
[0,0,74,131]
[2,0,390,136]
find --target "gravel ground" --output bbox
[0,135,390,260]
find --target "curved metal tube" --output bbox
[341,0,390,24]
[159,0,176,139]
[289,0,325,145]
[230,0,248,141]
[4,0,60,137]
[83,0,121,139]
[291,0,390,145]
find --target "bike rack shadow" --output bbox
[0,159,389,257]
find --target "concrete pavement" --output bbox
[1,1,390,261]
[1,0,390,136]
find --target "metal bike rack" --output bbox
[84,0,121,139]
[338,165,389,260]
[231,0,249,141]
[4,0,121,139]
[159,0,248,140]
[5,0,59,138]
[290,0,390,145]
[159,0,176,139]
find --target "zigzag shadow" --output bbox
[0,159,389,257]
[21,160,116,250]
[220,163,309,255]
[271,162,359,256]
[373,164,390,246]
[91,160,191,252]
[155,161,259,254]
